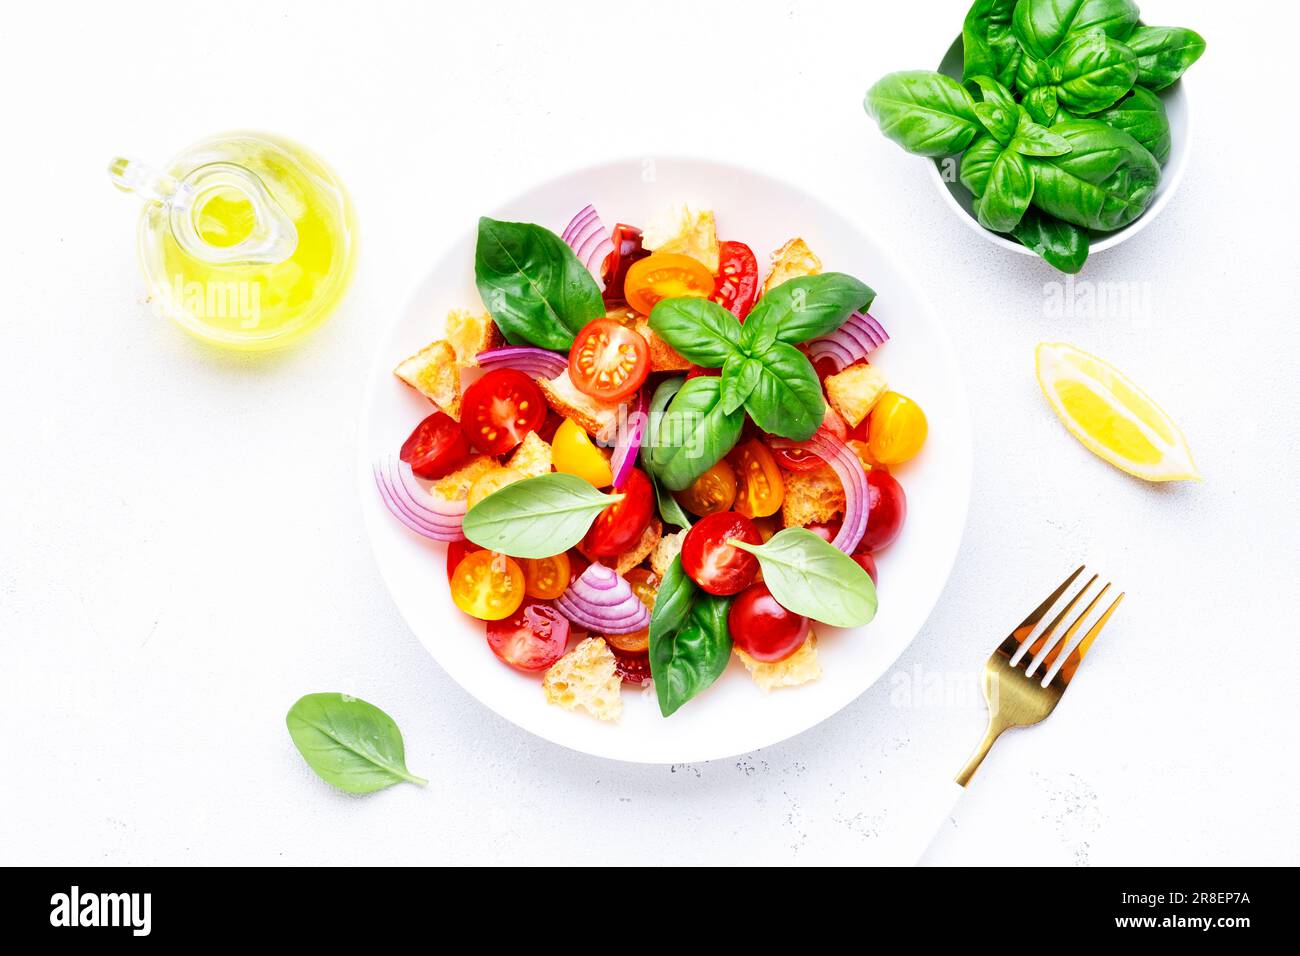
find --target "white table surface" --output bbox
[3,0,1297,866]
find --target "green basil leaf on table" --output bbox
[1125,25,1206,91]
[968,74,1019,145]
[740,273,875,351]
[1009,106,1072,156]
[461,472,622,558]
[286,693,427,794]
[742,342,826,442]
[976,148,1035,233]
[728,528,877,629]
[651,376,745,492]
[1010,207,1091,274]
[1026,119,1160,231]
[647,296,742,368]
[648,556,732,718]
[962,0,1023,88]
[1022,85,1060,126]
[474,217,604,351]
[1092,85,1170,165]
[1012,0,1140,61]
[640,375,685,477]
[864,71,983,157]
[718,353,762,416]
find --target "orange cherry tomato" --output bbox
[568,318,650,402]
[522,552,571,600]
[623,252,714,316]
[450,550,525,621]
[603,568,658,654]
[674,459,737,517]
[867,392,928,465]
[730,440,785,518]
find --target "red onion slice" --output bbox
[476,346,568,380]
[555,563,650,634]
[374,456,466,542]
[806,312,889,374]
[770,430,868,554]
[610,390,647,490]
[561,205,616,292]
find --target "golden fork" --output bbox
[955,565,1125,786]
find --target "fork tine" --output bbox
[1038,582,1109,676]
[1001,565,1085,660]
[1058,592,1125,685]
[1015,572,1097,669]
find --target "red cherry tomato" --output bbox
[568,319,650,402]
[610,647,652,684]
[445,539,483,584]
[772,412,847,471]
[486,601,569,672]
[859,469,907,551]
[535,410,565,444]
[582,467,653,557]
[686,364,721,380]
[803,520,842,544]
[602,223,648,304]
[728,582,811,663]
[566,549,590,584]
[710,240,759,321]
[681,511,761,595]
[460,368,546,455]
[400,411,470,480]
[852,551,878,586]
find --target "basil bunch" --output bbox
[865,0,1204,274]
[647,556,733,716]
[644,273,874,491]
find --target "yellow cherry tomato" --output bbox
[550,418,613,487]
[730,440,785,518]
[623,253,714,315]
[451,550,525,621]
[867,392,928,465]
[522,552,571,600]
[674,459,737,517]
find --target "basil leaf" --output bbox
[1027,119,1160,231]
[864,71,983,158]
[651,376,745,492]
[959,134,1004,197]
[969,75,1019,145]
[1010,107,1071,156]
[461,472,620,558]
[742,342,825,441]
[1022,85,1060,126]
[1051,32,1138,113]
[741,273,875,351]
[474,217,604,351]
[286,693,427,793]
[647,297,742,368]
[729,528,877,628]
[976,148,1034,233]
[1092,85,1170,164]
[1010,207,1090,274]
[1012,0,1139,61]
[1126,25,1206,91]
[719,353,761,416]
[962,0,1023,89]
[651,470,692,530]
[649,557,732,718]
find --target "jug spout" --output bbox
[108,155,298,266]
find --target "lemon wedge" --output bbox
[1035,342,1200,482]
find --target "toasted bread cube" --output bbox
[543,637,623,721]
[650,529,687,578]
[735,634,821,691]
[614,519,662,575]
[538,370,620,440]
[762,238,822,295]
[431,456,497,503]
[444,309,502,367]
[506,430,553,478]
[632,317,692,372]
[824,364,889,428]
[394,339,462,419]
[641,203,720,273]
[467,466,527,508]
[781,463,844,527]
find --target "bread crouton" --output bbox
[824,363,889,428]
[613,519,661,575]
[466,466,526,508]
[632,318,692,372]
[735,634,821,691]
[762,238,822,295]
[394,340,462,419]
[650,529,687,578]
[444,309,501,366]
[781,463,845,527]
[543,637,623,721]
[432,456,497,502]
[538,370,620,440]
[506,430,553,478]
[641,203,720,272]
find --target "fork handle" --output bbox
[955,723,1004,786]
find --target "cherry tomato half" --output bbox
[583,467,653,557]
[686,364,721,379]
[486,601,568,671]
[675,459,737,517]
[710,240,759,321]
[852,551,879,586]
[623,252,714,315]
[451,550,526,621]
[460,368,546,456]
[445,539,483,584]
[681,512,761,596]
[730,440,785,518]
[728,581,811,663]
[859,469,907,552]
[568,319,650,403]
[773,410,848,471]
[867,392,928,465]
[611,647,652,684]
[400,411,470,480]
[522,552,571,600]
[551,417,613,487]
[603,568,657,655]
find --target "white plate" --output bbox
[359,157,972,764]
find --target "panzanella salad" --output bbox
[376,203,928,721]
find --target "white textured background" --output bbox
[3,0,1298,865]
